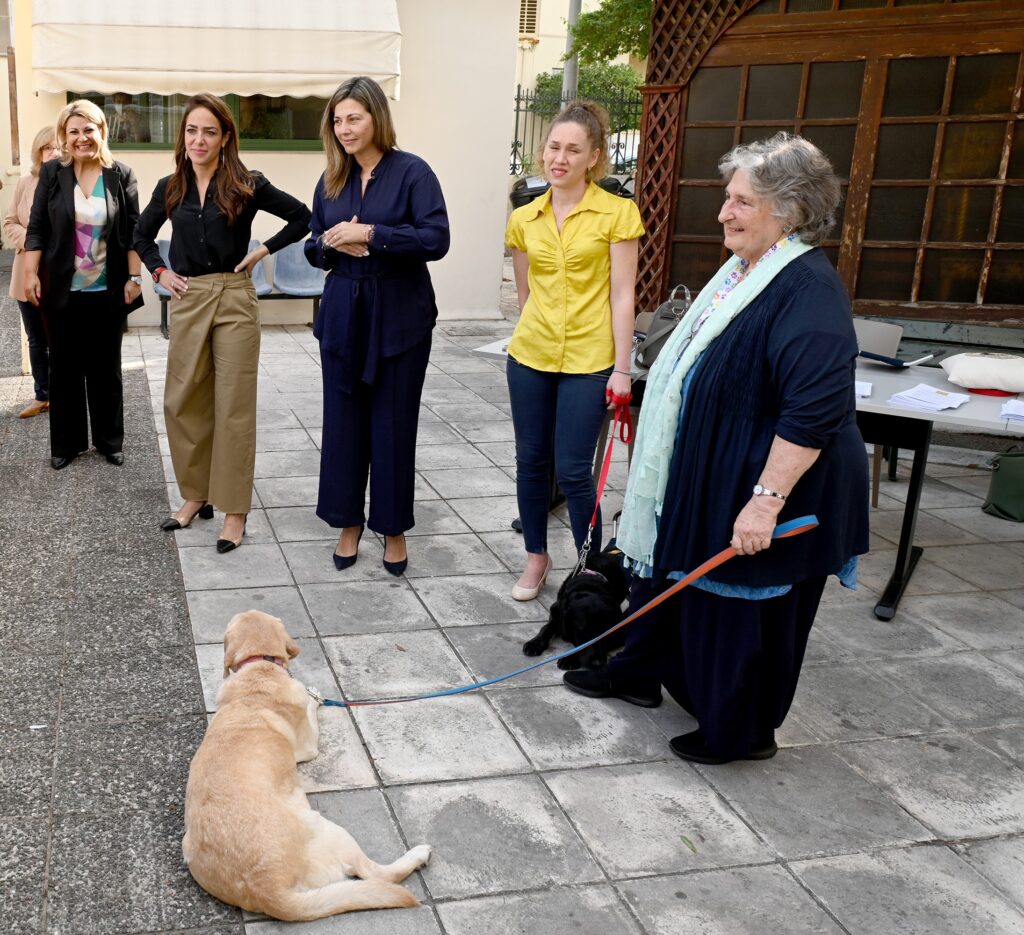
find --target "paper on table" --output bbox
[1001,399,1024,423]
[855,381,872,397]
[888,383,970,411]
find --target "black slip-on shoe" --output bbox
[669,729,778,765]
[563,667,662,708]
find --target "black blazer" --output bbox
[25,159,145,315]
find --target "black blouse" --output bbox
[133,171,310,277]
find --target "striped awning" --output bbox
[31,0,402,98]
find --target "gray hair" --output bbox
[718,133,840,247]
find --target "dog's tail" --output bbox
[268,880,419,921]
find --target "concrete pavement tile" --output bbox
[401,533,508,578]
[0,819,48,935]
[988,649,1024,680]
[387,775,603,899]
[941,473,993,498]
[174,507,275,548]
[438,885,641,935]
[419,466,515,499]
[434,357,501,375]
[545,762,769,876]
[354,694,530,784]
[284,538,388,585]
[307,788,427,901]
[474,440,516,466]
[619,866,844,934]
[929,507,1024,542]
[322,629,471,700]
[404,499,470,536]
[447,495,521,532]
[924,543,1024,591]
[489,686,671,770]
[0,653,62,727]
[297,708,376,793]
[254,449,322,478]
[446,621,567,690]
[410,573,549,626]
[53,716,205,816]
[697,745,934,859]
[420,386,484,404]
[975,725,1024,769]
[959,835,1024,911]
[877,477,985,509]
[792,845,1024,934]
[447,419,517,443]
[266,506,336,542]
[186,586,314,643]
[0,727,54,819]
[60,645,204,721]
[802,628,858,667]
[791,663,948,741]
[179,543,293,590]
[301,580,435,636]
[292,406,324,430]
[640,693,699,741]
[428,402,506,422]
[249,408,303,430]
[993,589,1024,610]
[255,428,316,452]
[413,442,491,470]
[820,604,968,659]
[416,421,461,445]
[255,474,320,508]
[898,592,1024,650]
[837,735,1024,837]
[414,472,442,500]
[47,808,238,934]
[876,653,1024,729]
[855,549,978,596]
[479,527,581,573]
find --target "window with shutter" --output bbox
[519,0,540,38]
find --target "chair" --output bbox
[247,239,273,297]
[853,318,905,505]
[155,239,172,339]
[272,239,325,325]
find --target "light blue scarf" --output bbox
[617,237,814,570]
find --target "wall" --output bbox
[3,0,519,326]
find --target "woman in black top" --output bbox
[134,94,310,552]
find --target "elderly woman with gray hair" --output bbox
[565,132,869,765]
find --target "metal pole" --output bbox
[561,0,582,100]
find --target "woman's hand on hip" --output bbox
[234,243,269,277]
[158,268,189,299]
[124,279,142,304]
[731,496,783,556]
[605,370,632,409]
[323,215,370,256]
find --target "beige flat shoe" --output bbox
[19,400,49,418]
[512,555,552,602]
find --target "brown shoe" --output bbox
[19,400,49,418]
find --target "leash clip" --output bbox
[305,684,325,706]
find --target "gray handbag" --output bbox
[634,284,692,372]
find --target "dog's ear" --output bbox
[285,635,300,659]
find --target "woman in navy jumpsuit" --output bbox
[306,76,449,575]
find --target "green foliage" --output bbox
[569,0,652,65]
[532,62,642,130]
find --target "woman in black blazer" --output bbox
[23,99,144,470]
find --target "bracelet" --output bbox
[753,484,787,502]
[613,369,631,376]
[365,224,375,244]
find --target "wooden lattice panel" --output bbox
[647,0,756,87]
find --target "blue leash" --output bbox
[307,515,819,710]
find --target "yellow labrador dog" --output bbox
[183,610,432,921]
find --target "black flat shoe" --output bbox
[563,667,662,708]
[669,729,778,765]
[382,535,408,577]
[50,455,75,470]
[333,524,365,570]
[160,501,214,531]
[216,516,248,554]
[104,452,124,466]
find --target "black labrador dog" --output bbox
[522,545,631,670]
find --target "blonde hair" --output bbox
[30,126,57,176]
[319,76,397,200]
[540,100,610,182]
[56,99,113,168]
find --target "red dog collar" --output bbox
[230,654,288,674]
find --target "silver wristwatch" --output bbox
[128,274,143,285]
[753,484,787,501]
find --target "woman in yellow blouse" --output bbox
[505,101,644,600]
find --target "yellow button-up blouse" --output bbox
[505,182,644,373]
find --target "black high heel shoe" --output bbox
[333,524,365,570]
[160,501,214,531]
[382,535,408,577]
[216,515,248,554]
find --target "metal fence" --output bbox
[510,84,643,176]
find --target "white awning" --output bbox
[31,0,402,99]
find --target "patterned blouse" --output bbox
[72,175,108,292]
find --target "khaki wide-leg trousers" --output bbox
[164,272,259,514]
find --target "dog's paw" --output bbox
[522,638,546,657]
[408,844,433,868]
[557,656,579,670]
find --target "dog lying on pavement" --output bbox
[522,545,631,669]
[183,610,432,921]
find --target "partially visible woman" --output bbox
[134,94,311,552]
[3,127,60,418]
[23,101,145,469]
[504,101,643,601]
[306,76,449,576]
[565,133,869,765]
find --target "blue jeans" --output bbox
[506,355,611,554]
[18,300,49,401]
